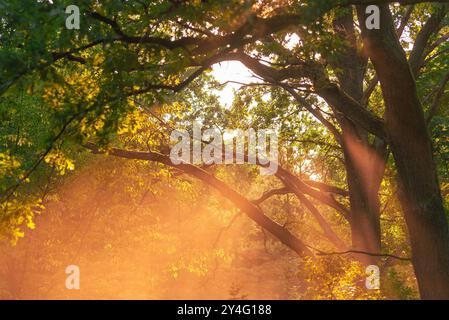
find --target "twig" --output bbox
[306,244,411,262]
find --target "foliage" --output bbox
[0,0,448,299]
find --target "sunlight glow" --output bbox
[211,33,300,107]
[211,61,260,107]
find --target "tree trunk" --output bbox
[344,143,383,265]
[332,12,385,265]
[358,4,449,299]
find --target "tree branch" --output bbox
[308,245,411,262]
[303,180,349,197]
[409,4,448,76]
[83,143,312,257]
[252,187,291,205]
[426,69,449,124]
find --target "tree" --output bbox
[1,0,448,299]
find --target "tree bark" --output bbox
[358,4,449,299]
[331,12,386,265]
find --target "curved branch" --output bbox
[426,69,449,124]
[84,143,312,257]
[252,187,291,205]
[303,180,349,197]
[296,192,348,251]
[276,166,350,219]
[222,52,386,140]
[409,4,448,76]
[308,245,411,262]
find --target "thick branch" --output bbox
[84,143,312,257]
[276,166,350,219]
[253,185,348,250]
[223,52,386,140]
[409,4,448,76]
